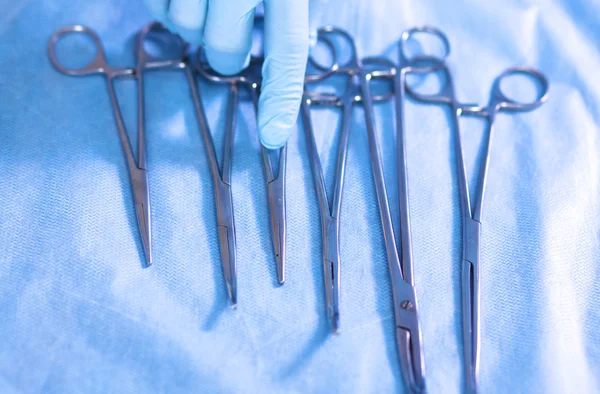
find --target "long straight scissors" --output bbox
[311,26,427,393]
[195,49,287,287]
[48,22,188,266]
[368,26,452,393]
[357,27,451,393]
[406,60,549,394]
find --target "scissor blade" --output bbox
[391,275,426,392]
[396,328,426,393]
[462,259,480,394]
[218,224,237,307]
[130,166,152,266]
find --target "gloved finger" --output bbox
[308,0,330,47]
[259,0,309,149]
[167,0,208,45]
[203,0,259,75]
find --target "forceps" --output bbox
[406,60,549,393]
[152,40,241,306]
[195,48,287,286]
[301,44,393,334]
[309,26,425,393]
[301,89,346,334]
[48,23,187,266]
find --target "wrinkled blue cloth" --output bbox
[1,0,599,393]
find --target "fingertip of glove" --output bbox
[259,123,294,149]
[204,46,251,76]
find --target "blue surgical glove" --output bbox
[145,0,323,149]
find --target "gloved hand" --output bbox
[145,0,327,149]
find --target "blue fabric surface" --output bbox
[1,0,600,393]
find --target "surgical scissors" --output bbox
[307,26,433,393]
[48,22,188,266]
[406,59,549,394]
[195,47,287,287]
[367,26,451,393]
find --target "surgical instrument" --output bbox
[406,59,549,394]
[301,90,346,334]
[309,26,427,393]
[133,33,241,305]
[186,55,244,305]
[301,48,395,334]
[195,51,287,287]
[48,22,188,266]
[365,27,451,392]
[177,53,241,306]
